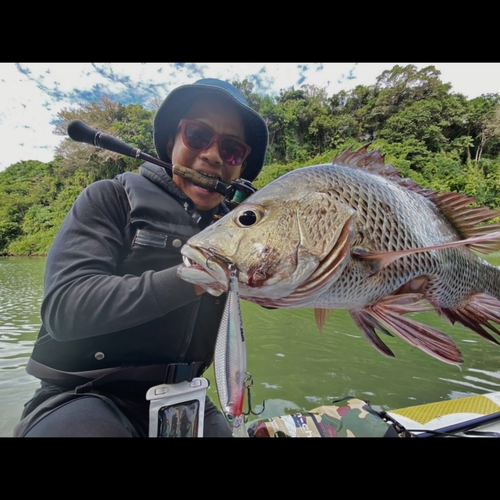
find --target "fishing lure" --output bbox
[214,265,247,437]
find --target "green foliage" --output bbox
[0,97,156,255]
[54,96,154,181]
[110,104,155,155]
[231,79,262,112]
[372,65,451,120]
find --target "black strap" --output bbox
[75,362,204,393]
[27,358,205,393]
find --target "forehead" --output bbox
[183,96,245,139]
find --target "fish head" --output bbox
[178,177,356,305]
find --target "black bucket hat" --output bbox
[153,78,268,182]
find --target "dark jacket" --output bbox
[27,163,228,389]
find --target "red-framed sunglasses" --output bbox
[179,119,251,167]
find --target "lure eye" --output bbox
[235,205,264,227]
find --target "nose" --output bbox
[199,139,224,165]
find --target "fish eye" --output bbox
[235,205,264,227]
[238,211,258,226]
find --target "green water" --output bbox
[2,255,500,436]
[0,257,45,437]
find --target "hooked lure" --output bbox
[214,265,247,437]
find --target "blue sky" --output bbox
[1,62,499,171]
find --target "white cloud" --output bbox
[0,62,499,171]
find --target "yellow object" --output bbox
[391,393,500,425]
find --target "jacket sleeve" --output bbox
[41,179,199,341]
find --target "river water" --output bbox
[2,255,500,437]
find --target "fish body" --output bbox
[179,146,500,364]
[214,268,247,437]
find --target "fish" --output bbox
[178,145,500,365]
[214,265,247,437]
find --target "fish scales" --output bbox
[178,146,500,364]
[263,166,479,309]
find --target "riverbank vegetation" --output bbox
[1,64,499,256]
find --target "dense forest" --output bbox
[1,65,499,256]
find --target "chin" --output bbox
[175,177,224,212]
[190,191,223,213]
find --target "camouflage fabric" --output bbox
[247,398,395,438]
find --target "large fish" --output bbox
[178,146,500,364]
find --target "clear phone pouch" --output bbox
[146,378,208,437]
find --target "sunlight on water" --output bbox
[3,253,500,436]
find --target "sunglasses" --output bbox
[179,119,251,167]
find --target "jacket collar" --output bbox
[139,162,229,228]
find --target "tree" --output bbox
[231,79,262,112]
[461,94,500,161]
[0,160,58,254]
[370,65,451,126]
[54,96,155,182]
[475,103,500,161]
[329,85,379,141]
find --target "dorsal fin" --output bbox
[333,145,500,254]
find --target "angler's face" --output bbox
[168,96,246,213]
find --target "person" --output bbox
[14,78,269,437]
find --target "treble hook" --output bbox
[243,372,265,421]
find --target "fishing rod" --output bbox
[66,120,256,205]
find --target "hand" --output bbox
[194,284,206,295]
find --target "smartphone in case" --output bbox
[146,378,209,437]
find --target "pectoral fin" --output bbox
[353,231,500,274]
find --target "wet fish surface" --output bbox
[178,146,500,364]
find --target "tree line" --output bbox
[1,64,499,256]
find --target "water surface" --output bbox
[0,257,45,436]
[2,255,500,436]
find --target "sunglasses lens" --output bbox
[220,139,248,166]
[184,122,213,150]
[182,120,249,166]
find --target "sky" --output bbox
[1,62,499,172]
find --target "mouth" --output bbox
[191,170,223,192]
[199,171,220,179]
[178,245,229,295]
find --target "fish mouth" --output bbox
[178,245,230,295]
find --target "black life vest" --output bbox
[27,170,227,389]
